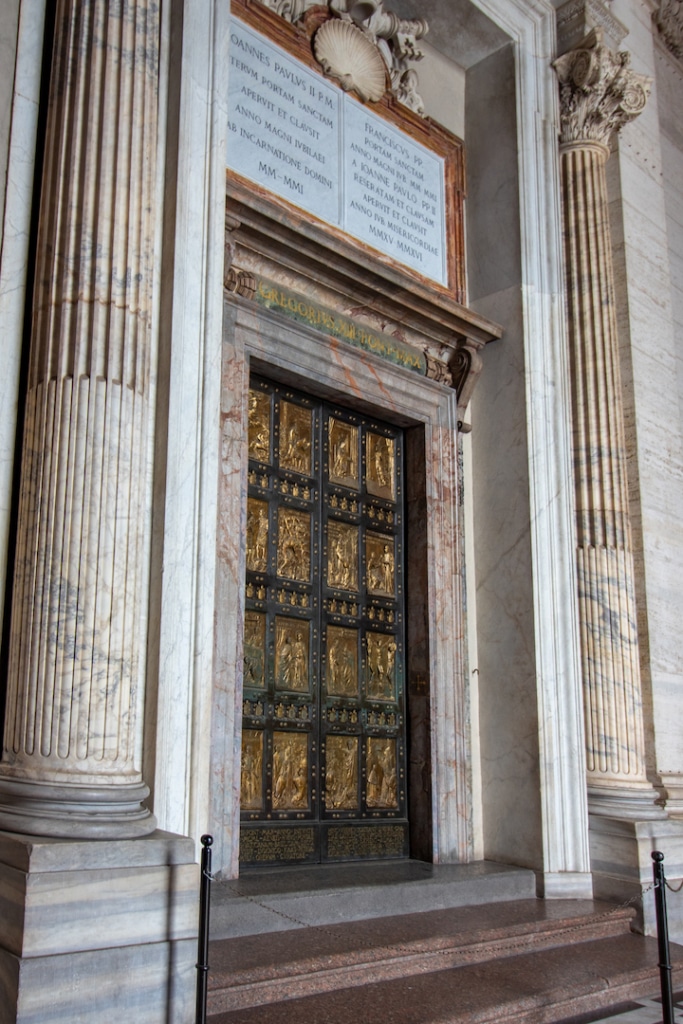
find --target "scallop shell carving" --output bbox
[314,19,388,102]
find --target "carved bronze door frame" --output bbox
[240,375,408,864]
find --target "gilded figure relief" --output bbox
[367,433,395,500]
[272,731,309,810]
[247,498,269,572]
[325,736,359,810]
[366,633,397,700]
[277,508,311,581]
[241,729,264,810]
[275,617,310,692]
[248,389,271,463]
[280,401,312,474]
[326,626,358,697]
[329,418,359,488]
[327,520,358,591]
[366,533,395,596]
[244,611,266,688]
[366,737,399,809]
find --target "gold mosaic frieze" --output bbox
[326,625,359,697]
[277,507,311,581]
[327,520,358,591]
[272,731,309,810]
[280,401,312,475]
[325,735,359,810]
[275,617,310,692]
[366,737,399,809]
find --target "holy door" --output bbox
[240,376,408,864]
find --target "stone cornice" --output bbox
[655,0,683,61]
[553,29,651,146]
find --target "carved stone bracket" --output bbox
[655,0,683,61]
[258,0,429,115]
[553,29,651,147]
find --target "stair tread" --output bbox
[208,899,634,986]
[208,931,683,1024]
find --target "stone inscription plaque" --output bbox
[228,18,447,286]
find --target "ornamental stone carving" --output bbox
[656,0,683,61]
[553,29,651,147]
[260,0,429,115]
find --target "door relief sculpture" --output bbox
[240,376,408,863]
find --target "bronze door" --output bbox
[240,376,408,864]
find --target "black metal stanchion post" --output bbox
[196,834,213,1024]
[652,850,675,1024]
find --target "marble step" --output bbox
[206,899,644,1017]
[209,860,537,940]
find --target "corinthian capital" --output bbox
[553,29,651,147]
[656,0,683,61]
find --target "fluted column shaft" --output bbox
[555,31,658,817]
[0,0,160,837]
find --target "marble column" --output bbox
[553,31,659,819]
[0,0,160,837]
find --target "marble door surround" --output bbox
[213,188,501,874]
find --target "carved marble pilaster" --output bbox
[0,0,161,837]
[554,36,660,817]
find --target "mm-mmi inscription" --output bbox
[227,19,447,286]
[228,20,341,223]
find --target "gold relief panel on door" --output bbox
[241,729,264,811]
[325,735,359,810]
[326,625,359,698]
[366,533,395,597]
[277,508,311,581]
[247,498,269,572]
[366,737,399,809]
[280,401,312,475]
[366,632,397,701]
[367,433,395,501]
[272,731,309,810]
[244,610,266,688]
[275,617,310,693]
[327,520,358,591]
[329,418,359,489]
[248,389,271,464]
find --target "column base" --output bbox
[0,829,198,1024]
[589,814,683,942]
[587,781,666,820]
[0,776,157,839]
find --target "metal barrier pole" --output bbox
[196,834,213,1024]
[652,850,675,1024]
